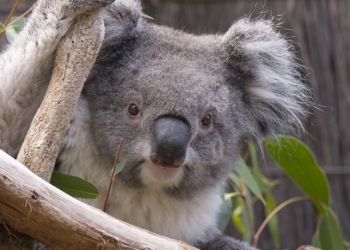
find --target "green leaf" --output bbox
[265,192,280,250]
[139,11,154,20]
[265,135,330,214]
[248,142,259,170]
[235,158,265,205]
[232,198,246,235]
[217,190,233,231]
[249,142,272,192]
[108,159,127,176]
[312,227,321,248]
[225,192,241,200]
[318,209,344,250]
[50,172,99,199]
[241,190,253,242]
[230,172,254,243]
[5,26,17,43]
[0,23,5,33]
[229,172,242,190]
[9,17,27,31]
[4,17,27,43]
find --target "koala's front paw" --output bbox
[198,236,258,250]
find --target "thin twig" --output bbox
[0,2,36,37]
[253,197,310,248]
[4,0,22,26]
[7,2,37,27]
[103,139,123,212]
[243,148,250,162]
[225,192,242,200]
[240,178,255,241]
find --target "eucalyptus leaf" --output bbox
[312,227,321,248]
[108,159,127,176]
[318,209,344,250]
[265,135,330,214]
[5,26,17,43]
[139,11,154,20]
[232,198,245,235]
[265,192,280,250]
[9,17,27,31]
[230,171,253,242]
[50,172,99,199]
[241,190,253,242]
[217,190,233,231]
[249,142,272,192]
[4,17,27,43]
[0,23,5,33]
[235,158,265,205]
[229,172,242,190]
[248,142,259,170]
[225,192,241,200]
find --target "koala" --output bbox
[0,0,311,249]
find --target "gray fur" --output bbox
[0,0,312,249]
[195,228,258,250]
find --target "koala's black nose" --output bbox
[151,116,191,168]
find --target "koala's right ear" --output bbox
[221,18,313,138]
[96,0,142,65]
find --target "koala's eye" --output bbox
[201,114,212,127]
[128,104,140,116]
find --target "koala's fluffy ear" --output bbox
[222,18,313,137]
[95,0,142,65]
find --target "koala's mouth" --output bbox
[141,160,184,185]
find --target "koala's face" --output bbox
[84,25,248,199]
[84,17,310,199]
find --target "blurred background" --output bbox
[1,0,349,249]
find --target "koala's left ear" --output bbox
[221,18,313,137]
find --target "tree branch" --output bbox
[17,10,105,182]
[0,150,198,250]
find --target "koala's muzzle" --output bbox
[151,116,191,168]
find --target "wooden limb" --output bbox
[17,9,105,182]
[2,9,106,249]
[0,150,198,250]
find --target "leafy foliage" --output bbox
[218,190,233,231]
[50,172,99,199]
[235,157,265,205]
[264,192,280,249]
[108,159,127,177]
[266,136,330,214]
[1,17,27,43]
[219,135,345,250]
[313,209,344,250]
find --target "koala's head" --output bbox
[83,2,311,199]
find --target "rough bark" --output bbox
[0,150,198,250]
[16,10,105,182]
